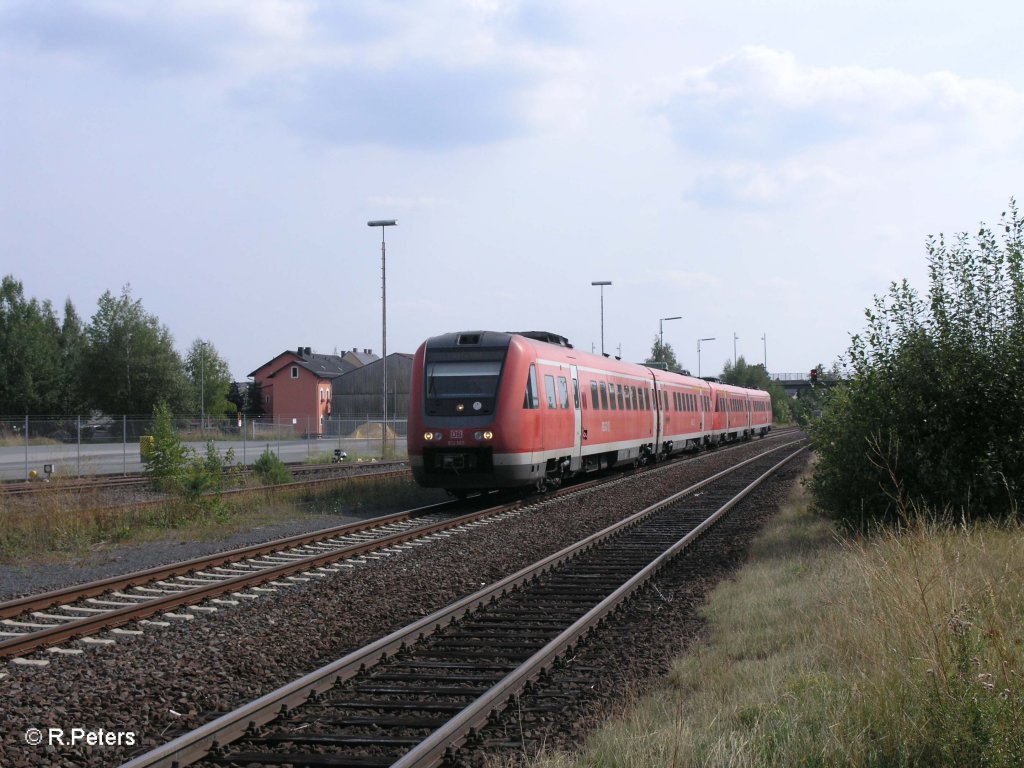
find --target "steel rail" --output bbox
[117,438,807,768]
[0,500,512,659]
[394,442,810,768]
[3,428,797,621]
[0,499,458,620]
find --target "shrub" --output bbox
[811,202,1024,527]
[253,447,291,485]
[142,401,189,492]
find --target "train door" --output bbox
[570,365,583,471]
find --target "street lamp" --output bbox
[659,316,681,350]
[199,340,205,432]
[591,281,612,355]
[368,219,397,457]
[697,337,715,378]
[733,332,739,367]
[655,317,679,368]
[761,333,767,370]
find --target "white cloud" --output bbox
[660,46,1024,208]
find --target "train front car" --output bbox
[409,331,568,493]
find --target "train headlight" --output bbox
[424,431,443,441]
[456,403,465,413]
[474,430,494,441]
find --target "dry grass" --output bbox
[0,475,440,563]
[531,474,1024,768]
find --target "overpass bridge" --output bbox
[769,372,841,398]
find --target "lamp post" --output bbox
[368,219,397,458]
[659,316,681,368]
[733,332,739,367]
[199,340,205,433]
[761,333,767,370]
[591,281,612,355]
[659,316,681,350]
[697,337,715,378]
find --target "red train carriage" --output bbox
[408,330,772,493]
[707,381,773,444]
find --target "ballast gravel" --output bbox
[0,438,806,768]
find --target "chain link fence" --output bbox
[0,414,407,482]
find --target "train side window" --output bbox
[599,382,609,409]
[590,381,599,410]
[616,384,624,410]
[572,378,580,409]
[523,364,540,409]
[624,385,632,411]
[663,391,668,410]
[558,376,570,409]
[631,386,638,410]
[608,383,617,410]
[646,389,652,410]
[544,374,556,409]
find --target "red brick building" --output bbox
[248,347,378,435]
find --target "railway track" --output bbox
[1,432,798,663]
[119,436,809,768]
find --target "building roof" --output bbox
[249,347,378,380]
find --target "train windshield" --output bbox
[426,360,503,398]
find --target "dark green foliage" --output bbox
[0,276,70,414]
[647,335,681,372]
[81,285,191,414]
[185,338,234,420]
[811,202,1024,526]
[254,448,291,485]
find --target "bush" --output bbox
[811,202,1024,527]
[253,447,291,485]
[143,401,189,492]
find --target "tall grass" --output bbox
[0,476,444,563]
[532,477,1024,768]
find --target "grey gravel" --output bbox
[0,436,803,768]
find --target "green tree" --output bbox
[0,276,64,414]
[82,285,190,414]
[811,202,1024,526]
[185,339,233,422]
[647,335,681,372]
[56,298,88,414]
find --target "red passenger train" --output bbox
[408,330,772,493]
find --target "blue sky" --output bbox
[3,0,1023,380]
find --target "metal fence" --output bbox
[0,414,408,482]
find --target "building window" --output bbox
[291,366,299,379]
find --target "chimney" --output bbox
[305,347,312,355]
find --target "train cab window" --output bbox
[590,381,599,410]
[523,364,540,409]
[558,377,570,409]
[599,381,609,409]
[544,374,557,409]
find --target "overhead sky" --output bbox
[4,1,1023,381]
